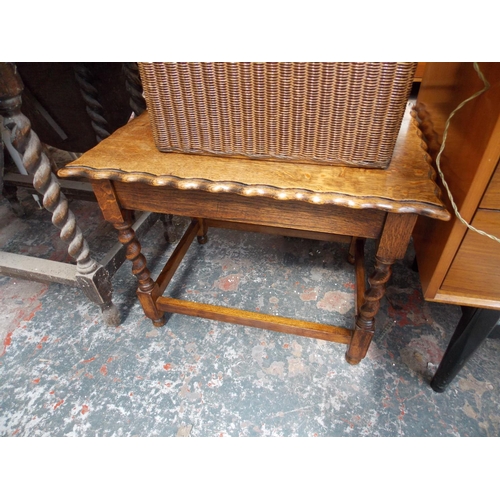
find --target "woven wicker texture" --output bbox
[138,62,417,168]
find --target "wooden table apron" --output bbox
[88,175,418,365]
[58,108,449,365]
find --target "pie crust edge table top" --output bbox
[58,105,450,222]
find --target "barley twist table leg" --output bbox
[114,211,165,327]
[347,237,356,265]
[346,256,393,364]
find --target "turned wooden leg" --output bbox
[196,218,208,244]
[352,238,366,315]
[346,256,393,364]
[114,210,165,327]
[345,213,418,364]
[160,213,173,243]
[347,237,356,265]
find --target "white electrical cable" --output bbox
[434,62,500,244]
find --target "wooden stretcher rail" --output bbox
[157,297,353,344]
[156,219,200,295]
[149,217,364,345]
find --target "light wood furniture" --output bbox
[413,63,427,83]
[412,62,500,390]
[414,63,500,307]
[59,104,449,365]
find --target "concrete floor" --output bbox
[1,188,500,437]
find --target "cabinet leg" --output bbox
[430,307,500,392]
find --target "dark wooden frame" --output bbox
[0,62,152,325]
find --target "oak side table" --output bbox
[58,104,449,365]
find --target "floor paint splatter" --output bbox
[1,194,500,436]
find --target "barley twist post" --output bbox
[0,62,119,325]
[122,63,147,117]
[73,63,111,144]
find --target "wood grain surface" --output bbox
[440,209,500,305]
[413,62,500,304]
[59,106,449,220]
[480,163,500,210]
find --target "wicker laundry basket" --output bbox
[138,62,417,168]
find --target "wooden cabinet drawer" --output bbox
[440,209,500,304]
[480,162,500,209]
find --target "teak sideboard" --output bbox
[413,62,500,390]
[414,62,500,308]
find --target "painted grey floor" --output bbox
[1,190,500,437]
